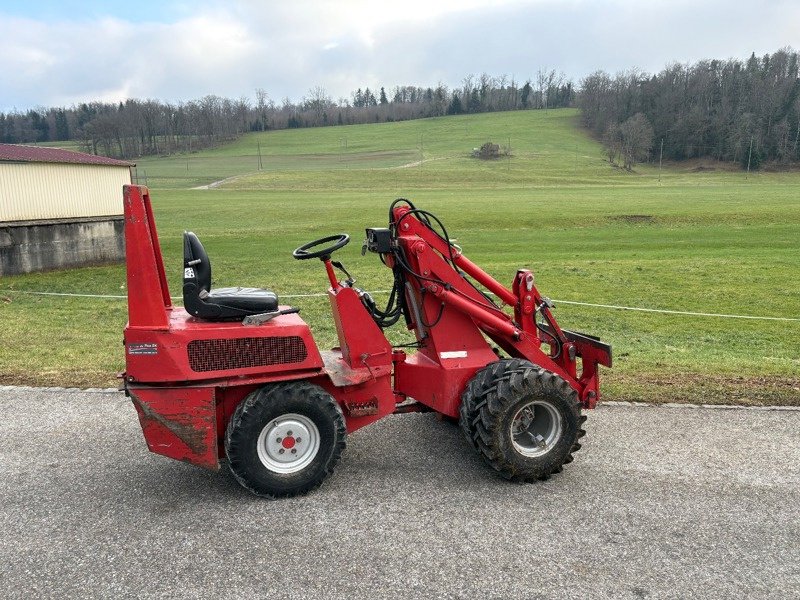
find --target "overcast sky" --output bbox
[1,0,798,112]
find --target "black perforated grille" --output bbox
[187,336,308,372]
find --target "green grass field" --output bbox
[2,109,798,404]
[32,140,85,152]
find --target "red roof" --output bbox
[0,143,134,167]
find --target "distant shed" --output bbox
[0,144,134,275]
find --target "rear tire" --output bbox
[459,360,585,482]
[225,381,346,498]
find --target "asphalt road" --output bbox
[1,387,798,599]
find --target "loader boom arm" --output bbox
[389,206,610,411]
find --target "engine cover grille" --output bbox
[187,336,308,372]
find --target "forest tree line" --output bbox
[0,71,573,159]
[579,48,800,169]
[4,48,798,168]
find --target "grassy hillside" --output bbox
[2,109,798,404]
[135,109,798,189]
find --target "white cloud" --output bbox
[0,0,798,111]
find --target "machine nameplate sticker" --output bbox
[440,351,468,359]
[128,343,158,355]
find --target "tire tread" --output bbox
[225,381,346,499]
[459,359,585,482]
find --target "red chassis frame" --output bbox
[122,185,611,471]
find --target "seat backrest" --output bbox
[183,232,212,292]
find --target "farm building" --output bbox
[0,144,134,275]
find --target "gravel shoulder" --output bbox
[1,388,798,599]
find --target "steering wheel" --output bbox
[292,234,350,260]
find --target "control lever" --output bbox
[242,307,301,326]
[331,261,355,286]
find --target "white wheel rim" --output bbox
[510,401,563,457]
[256,413,320,474]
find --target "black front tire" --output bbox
[225,381,346,498]
[460,360,586,482]
[459,358,531,450]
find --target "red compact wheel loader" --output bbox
[122,185,612,498]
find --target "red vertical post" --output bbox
[123,185,171,329]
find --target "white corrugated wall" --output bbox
[0,162,131,222]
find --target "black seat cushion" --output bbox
[208,287,278,312]
[183,232,279,320]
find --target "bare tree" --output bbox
[303,87,334,126]
[603,122,621,164]
[255,88,272,130]
[619,113,654,170]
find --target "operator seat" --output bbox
[182,231,278,320]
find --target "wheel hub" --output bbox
[257,413,320,473]
[510,401,563,457]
